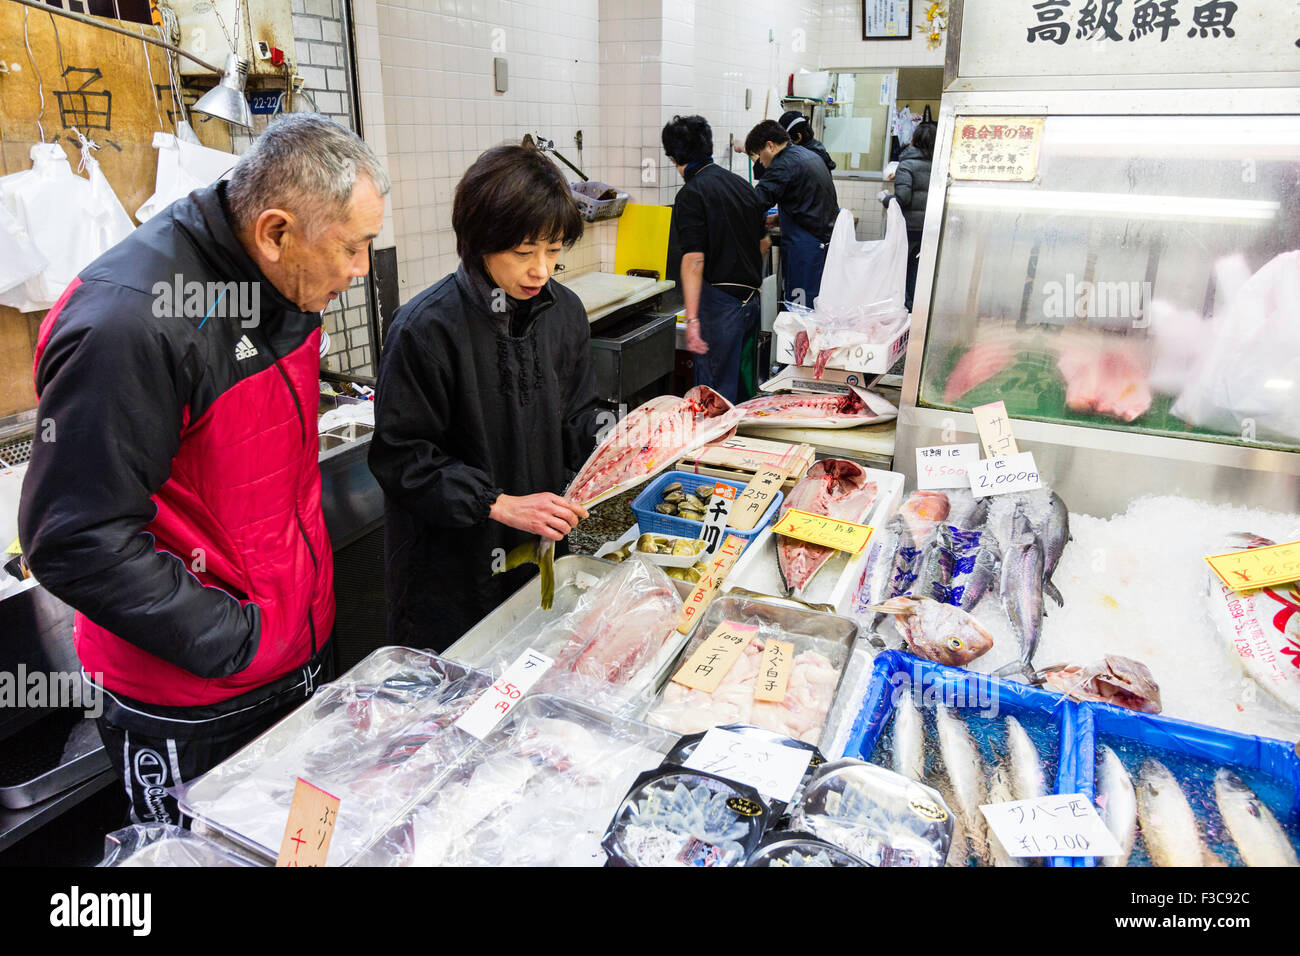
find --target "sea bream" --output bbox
[1213,769,1299,867]
[1095,745,1138,867]
[994,510,1045,681]
[505,386,743,608]
[735,387,896,428]
[867,596,994,667]
[775,459,879,598]
[1039,655,1162,714]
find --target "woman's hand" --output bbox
[490,493,588,540]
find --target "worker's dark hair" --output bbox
[744,120,790,156]
[661,115,713,166]
[911,122,938,160]
[452,144,583,262]
[778,110,812,145]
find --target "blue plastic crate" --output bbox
[842,650,1083,867]
[1069,700,1300,867]
[629,470,783,543]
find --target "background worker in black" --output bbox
[663,115,768,403]
[745,119,840,309]
[739,111,837,179]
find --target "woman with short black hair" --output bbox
[368,144,601,651]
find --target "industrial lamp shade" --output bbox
[193,53,254,129]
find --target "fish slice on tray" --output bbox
[775,459,878,599]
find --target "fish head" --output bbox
[683,385,734,418]
[807,457,867,490]
[904,491,951,523]
[897,598,994,666]
[1138,758,1175,796]
[1095,655,1162,713]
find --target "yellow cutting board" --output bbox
[613,204,672,281]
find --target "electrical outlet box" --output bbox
[493,57,508,93]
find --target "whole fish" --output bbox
[959,534,1001,612]
[736,388,891,428]
[504,386,742,608]
[1213,769,1299,867]
[855,514,922,642]
[911,526,957,603]
[1039,491,1070,607]
[1136,759,1212,867]
[776,459,879,597]
[994,510,1045,681]
[868,596,995,667]
[892,690,925,781]
[934,706,988,865]
[1096,745,1138,867]
[985,764,1024,867]
[945,488,989,532]
[1004,715,1046,801]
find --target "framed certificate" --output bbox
[863,0,912,40]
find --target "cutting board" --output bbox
[614,203,672,280]
[557,272,656,314]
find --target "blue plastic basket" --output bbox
[842,650,1083,867]
[1068,700,1300,867]
[629,470,784,543]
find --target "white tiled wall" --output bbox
[818,0,947,69]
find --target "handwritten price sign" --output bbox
[275,778,340,867]
[969,451,1042,499]
[683,727,812,805]
[1205,540,1300,593]
[772,508,874,554]
[980,793,1122,858]
[916,443,979,490]
[454,648,553,740]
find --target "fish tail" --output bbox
[1044,579,1064,607]
[994,659,1036,681]
[539,539,556,611]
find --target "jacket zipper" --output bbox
[263,330,319,657]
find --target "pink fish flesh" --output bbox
[1056,344,1152,423]
[736,390,871,426]
[898,490,951,546]
[776,459,879,596]
[943,342,1015,403]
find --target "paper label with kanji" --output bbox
[727,466,788,532]
[454,648,553,740]
[683,727,812,805]
[753,639,794,703]
[772,508,874,555]
[972,401,1019,458]
[275,778,340,867]
[980,793,1123,858]
[968,451,1042,500]
[677,534,747,634]
[916,443,979,490]
[1205,540,1300,593]
[671,620,758,692]
[697,483,735,556]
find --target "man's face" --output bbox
[278,177,385,313]
[756,142,783,167]
[483,237,563,300]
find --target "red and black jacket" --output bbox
[18,182,334,710]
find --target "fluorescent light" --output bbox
[946,186,1280,223]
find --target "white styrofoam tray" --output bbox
[772,318,910,375]
[594,527,707,568]
[721,466,906,608]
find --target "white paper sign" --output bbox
[454,648,553,740]
[980,793,1123,858]
[683,728,813,805]
[697,483,734,558]
[969,451,1042,499]
[915,443,979,490]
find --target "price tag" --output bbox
[683,727,813,805]
[728,466,788,532]
[753,639,794,703]
[915,443,979,490]
[771,508,874,555]
[677,534,747,634]
[696,483,735,556]
[980,793,1123,859]
[1205,539,1300,592]
[972,401,1019,458]
[454,648,553,740]
[968,451,1042,499]
[275,778,340,867]
[671,620,757,692]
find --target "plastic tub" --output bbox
[629,470,783,543]
[570,181,630,222]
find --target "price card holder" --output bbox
[696,483,735,556]
[1205,540,1300,592]
[727,466,788,533]
[771,508,874,555]
[915,443,979,490]
[677,534,747,634]
[671,620,758,692]
[453,648,553,740]
[275,778,340,867]
[972,401,1019,458]
[969,451,1042,500]
[980,794,1123,859]
[683,727,813,805]
[754,639,794,703]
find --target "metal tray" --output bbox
[643,592,860,752]
[177,647,492,866]
[0,714,109,810]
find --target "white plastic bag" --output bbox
[1171,251,1300,441]
[136,131,237,223]
[0,202,48,299]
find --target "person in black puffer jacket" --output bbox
[885,121,935,310]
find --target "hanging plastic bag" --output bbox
[0,202,48,300]
[774,202,910,370]
[1171,251,1300,442]
[136,131,238,223]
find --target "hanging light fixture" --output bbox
[193,53,253,129]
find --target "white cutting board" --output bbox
[558,272,655,314]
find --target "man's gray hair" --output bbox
[227,113,390,237]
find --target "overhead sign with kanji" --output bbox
[951,118,1043,182]
[958,0,1298,79]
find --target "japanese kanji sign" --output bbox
[677,535,748,634]
[697,483,736,556]
[754,639,795,703]
[728,466,789,532]
[980,793,1123,858]
[1205,540,1300,593]
[671,620,758,692]
[276,778,340,868]
[772,509,875,555]
[454,648,553,739]
[916,443,980,490]
[951,118,1043,182]
[972,401,1020,458]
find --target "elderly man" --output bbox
[18,114,388,825]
